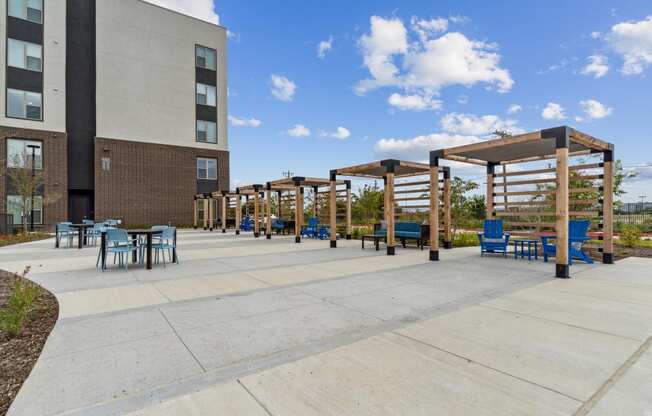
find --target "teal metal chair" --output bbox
[152,227,178,267]
[103,229,140,271]
[56,222,75,248]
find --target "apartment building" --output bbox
[1,0,229,229]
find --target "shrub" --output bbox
[620,224,642,248]
[0,267,40,338]
[453,232,480,247]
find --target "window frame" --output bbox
[195,45,217,71]
[196,83,216,107]
[8,0,43,24]
[7,194,43,225]
[196,120,217,144]
[6,88,43,121]
[6,138,43,169]
[7,38,43,72]
[196,157,218,180]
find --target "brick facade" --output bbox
[94,137,229,227]
[0,126,68,231]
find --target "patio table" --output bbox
[100,229,176,270]
[70,223,94,249]
[362,234,386,251]
[513,239,539,261]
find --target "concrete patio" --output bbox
[1,230,650,416]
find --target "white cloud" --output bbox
[270,74,297,102]
[387,92,442,111]
[356,16,409,93]
[287,124,311,137]
[440,113,523,136]
[323,126,351,140]
[356,16,513,96]
[374,132,480,161]
[608,16,652,75]
[507,104,522,114]
[579,99,613,119]
[581,55,609,78]
[411,17,448,42]
[457,94,469,104]
[590,31,601,39]
[317,36,333,59]
[541,102,566,120]
[143,0,219,24]
[228,115,262,127]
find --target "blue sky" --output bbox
[152,0,652,201]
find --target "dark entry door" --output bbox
[68,191,93,223]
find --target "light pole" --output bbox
[26,144,39,232]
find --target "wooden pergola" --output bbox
[266,177,349,243]
[431,126,614,278]
[330,160,451,259]
[193,193,216,231]
[235,184,265,237]
[210,190,241,234]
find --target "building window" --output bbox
[196,46,217,71]
[197,200,205,221]
[197,120,217,143]
[7,138,42,169]
[8,39,43,72]
[101,157,111,171]
[7,195,43,225]
[7,88,42,120]
[8,0,43,24]
[196,83,216,107]
[197,157,217,180]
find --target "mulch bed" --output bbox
[584,243,652,261]
[0,270,58,416]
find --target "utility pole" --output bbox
[282,170,294,178]
[27,144,39,232]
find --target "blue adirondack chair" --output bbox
[301,217,319,238]
[240,216,254,232]
[317,225,330,240]
[271,219,286,234]
[541,220,594,265]
[478,219,510,257]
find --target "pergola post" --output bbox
[486,163,496,219]
[385,171,395,256]
[266,186,272,239]
[295,185,303,243]
[443,168,452,249]
[193,198,198,229]
[345,180,352,240]
[329,171,337,248]
[203,198,208,230]
[602,148,614,264]
[254,189,260,238]
[221,194,227,233]
[429,154,440,260]
[235,194,241,235]
[277,191,282,218]
[556,142,570,278]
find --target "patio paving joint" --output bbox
[158,309,207,373]
[236,379,275,416]
[573,336,652,416]
[391,330,585,403]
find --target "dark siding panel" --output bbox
[197,179,218,194]
[195,67,217,86]
[6,67,43,92]
[66,0,96,192]
[196,105,217,122]
[6,16,43,44]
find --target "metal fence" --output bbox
[615,202,652,229]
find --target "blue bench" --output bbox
[271,219,285,234]
[373,222,424,249]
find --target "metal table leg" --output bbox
[146,233,153,270]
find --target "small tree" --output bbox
[352,184,384,225]
[2,152,60,233]
[450,176,480,239]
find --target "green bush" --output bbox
[453,232,480,247]
[620,224,642,248]
[0,267,40,338]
